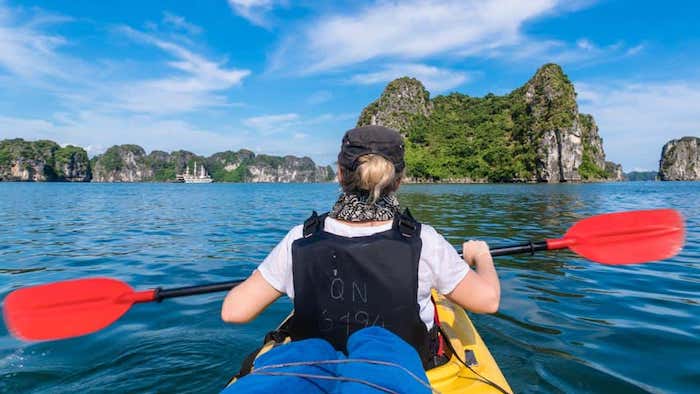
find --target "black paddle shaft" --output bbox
[154,280,244,301]
[457,240,548,257]
[489,240,548,256]
[152,240,549,300]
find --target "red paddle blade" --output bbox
[547,209,685,265]
[3,278,151,341]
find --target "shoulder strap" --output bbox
[396,207,420,238]
[302,211,328,238]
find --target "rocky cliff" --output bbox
[247,155,333,183]
[207,150,256,182]
[519,64,582,182]
[54,145,92,181]
[0,139,91,181]
[357,77,433,135]
[149,150,207,182]
[357,63,622,183]
[604,161,624,182]
[89,145,333,183]
[1,138,332,183]
[659,137,700,181]
[91,145,154,182]
[208,150,334,182]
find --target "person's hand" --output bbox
[462,240,491,267]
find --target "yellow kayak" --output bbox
[427,292,511,393]
[227,292,511,393]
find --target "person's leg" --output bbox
[221,338,340,394]
[341,327,431,393]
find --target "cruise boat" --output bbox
[178,161,213,183]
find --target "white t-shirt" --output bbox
[257,217,469,329]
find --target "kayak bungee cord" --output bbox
[440,331,511,394]
[249,371,401,394]
[456,353,510,394]
[249,358,439,394]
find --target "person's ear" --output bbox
[395,170,404,191]
[336,165,343,182]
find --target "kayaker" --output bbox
[221,125,500,366]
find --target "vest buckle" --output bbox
[399,218,417,238]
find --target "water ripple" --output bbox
[0,182,698,393]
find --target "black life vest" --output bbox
[289,209,432,364]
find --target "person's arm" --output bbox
[221,270,283,323]
[446,240,500,313]
[221,225,301,323]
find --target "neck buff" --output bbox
[328,192,400,222]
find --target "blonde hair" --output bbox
[339,154,403,203]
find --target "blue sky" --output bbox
[0,0,698,171]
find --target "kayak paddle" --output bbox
[2,279,244,341]
[486,208,684,265]
[2,208,684,342]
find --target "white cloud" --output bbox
[0,113,245,157]
[576,38,594,51]
[307,90,332,105]
[0,5,74,80]
[625,44,645,56]
[276,0,559,73]
[243,113,299,134]
[113,26,250,114]
[270,1,641,77]
[351,63,468,93]
[162,12,202,35]
[0,3,250,116]
[501,37,641,67]
[227,0,281,27]
[577,80,700,171]
[0,2,260,160]
[242,112,356,139]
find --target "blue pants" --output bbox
[222,326,431,394]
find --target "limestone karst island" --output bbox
[1,64,698,183]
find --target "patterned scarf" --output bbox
[329,192,400,222]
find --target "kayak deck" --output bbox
[227,292,511,393]
[428,292,511,393]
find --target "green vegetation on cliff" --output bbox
[206,150,253,182]
[98,145,146,172]
[212,164,247,182]
[0,138,59,162]
[87,145,333,183]
[151,150,206,182]
[54,145,90,179]
[626,171,658,181]
[357,77,433,132]
[360,63,616,182]
[579,147,607,180]
[0,139,90,181]
[1,139,333,183]
[405,93,520,181]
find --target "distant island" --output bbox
[659,137,700,181]
[357,63,624,183]
[0,139,334,183]
[624,171,659,181]
[616,137,700,181]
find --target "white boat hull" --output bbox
[183,178,213,183]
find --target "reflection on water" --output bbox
[0,181,699,393]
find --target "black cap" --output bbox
[337,125,405,171]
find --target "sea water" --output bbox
[0,182,698,393]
